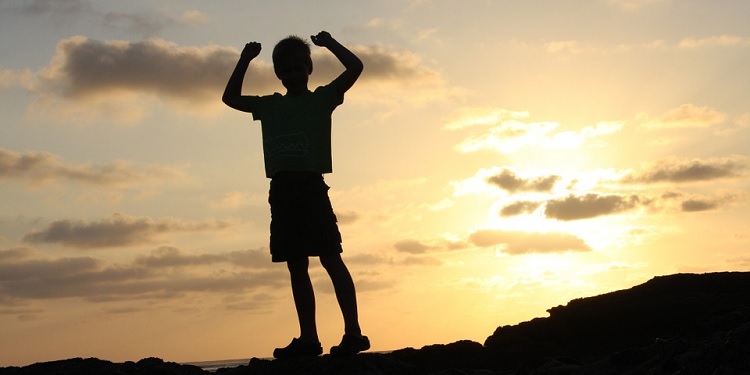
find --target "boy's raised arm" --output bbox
[311,31,363,94]
[222,42,262,112]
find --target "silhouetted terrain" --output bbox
[2,272,749,374]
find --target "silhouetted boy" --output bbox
[222,31,368,359]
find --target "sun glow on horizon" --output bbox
[2,0,749,367]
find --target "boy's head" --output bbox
[272,36,313,91]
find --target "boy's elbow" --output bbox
[352,61,364,78]
[222,93,235,107]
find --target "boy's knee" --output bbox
[320,253,345,270]
[287,257,309,273]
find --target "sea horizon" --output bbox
[183,358,255,372]
[183,350,396,372]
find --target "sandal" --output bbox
[273,338,323,359]
[330,334,370,355]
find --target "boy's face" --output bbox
[274,51,311,93]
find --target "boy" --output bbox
[222,31,368,359]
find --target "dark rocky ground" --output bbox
[2,272,749,374]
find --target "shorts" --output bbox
[268,172,343,263]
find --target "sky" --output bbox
[1,0,749,366]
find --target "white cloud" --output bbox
[638,104,727,129]
[468,229,591,254]
[451,109,622,154]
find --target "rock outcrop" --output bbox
[2,272,749,374]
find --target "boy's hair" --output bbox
[272,35,313,73]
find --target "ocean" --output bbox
[184,358,254,372]
[184,351,392,372]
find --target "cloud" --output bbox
[545,40,588,54]
[500,201,543,217]
[451,166,563,198]
[3,0,91,16]
[679,193,744,212]
[335,210,361,225]
[346,252,444,267]
[22,213,232,249]
[444,108,530,130]
[678,35,750,49]
[468,229,590,254]
[638,104,727,129]
[320,44,462,105]
[4,1,206,38]
[0,247,34,262]
[20,36,454,123]
[394,239,432,254]
[622,156,747,184]
[102,12,162,36]
[606,0,667,10]
[0,147,186,187]
[0,247,286,305]
[718,112,750,134]
[178,10,208,25]
[402,256,443,266]
[487,168,561,193]
[448,108,622,154]
[681,199,717,212]
[657,190,744,213]
[35,36,242,103]
[134,246,270,269]
[544,193,642,221]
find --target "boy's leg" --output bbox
[320,253,370,355]
[286,257,319,343]
[319,253,361,336]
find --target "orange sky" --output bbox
[1,0,749,366]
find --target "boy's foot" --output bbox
[273,338,323,359]
[330,334,370,355]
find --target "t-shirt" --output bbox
[249,83,344,178]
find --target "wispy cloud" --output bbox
[622,156,747,183]
[678,35,750,48]
[22,214,232,249]
[3,0,206,38]
[448,108,622,154]
[605,0,668,10]
[393,239,433,254]
[468,229,591,254]
[679,192,745,212]
[133,246,275,269]
[0,147,187,187]
[331,44,463,105]
[0,247,286,309]
[534,34,750,57]
[638,104,727,129]
[444,108,530,130]
[3,0,91,16]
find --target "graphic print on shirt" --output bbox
[265,132,309,159]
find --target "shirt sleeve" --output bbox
[315,82,345,111]
[249,94,281,121]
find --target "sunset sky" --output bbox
[2,0,749,366]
